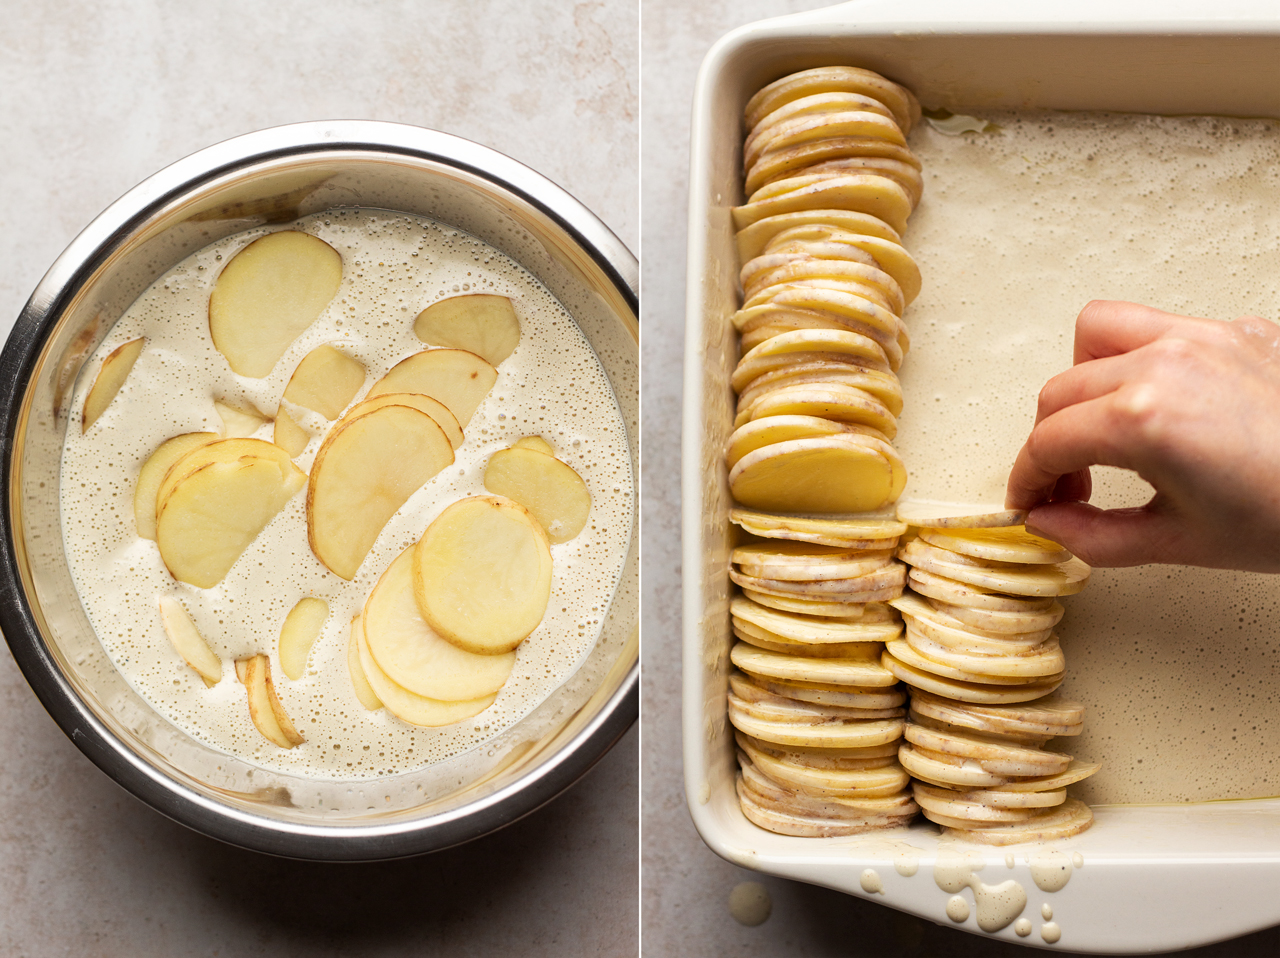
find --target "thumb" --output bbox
[1024,501,1181,568]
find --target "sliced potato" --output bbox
[134,432,219,540]
[156,454,307,588]
[238,653,303,748]
[736,209,902,263]
[157,597,222,686]
[355,615,496,726]
[273,406,310,457]
[279,596,328,680]
[282,344,366,420]
[414,294,521,366]
[156,437,299,512]
[513,435,555,456]
[214,400,269,438]
[413,496,552,655]
[208,231,343,378]
[365,348,497,427]
[483,446,591,543]
[82,337,145,432]
[732,174,912,234]
[307,404,454,580]
[918,526,1072,565]
[726,416,890,470]
[728,436,902,514]
[364,546,515,700]
[344,392,463,450]
[896,499,1027,529]
[347,617,383,711]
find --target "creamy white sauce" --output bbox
[60,209,633,781]
[946,895,970,922]
[1015,917,1033,937]
[1042,921,1062,944]
[1030,849,1074,892]
[860,868,884,894]
[904,112,1280,803]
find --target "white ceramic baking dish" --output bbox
[681,1,1280,951]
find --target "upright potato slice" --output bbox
[344,392,463,450]
[282,344,366,420]
[483,446,591,543]
[347,617,383,711]
[238,654,304,748]
[209,231,342,378]
[214,400,269,438]
[158,597,222,686]
[355,615,496,726]
[364,547,515,700]
[414,294,521,366]
[729,436,902,514]
[365,348,497,427]
[133,432,218,540]
[156,451,307,588]
[279,596,328,680]
[273,407,310,457]
[82,337,145,432]
[307,404,454,580]
[413,496,552,655]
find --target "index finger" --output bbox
[1073,300,1210,364]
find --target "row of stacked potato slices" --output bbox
[80,231,592,746]
[723,67,1097,845]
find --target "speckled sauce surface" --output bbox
[900,111,1280,804]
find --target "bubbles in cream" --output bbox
[59,209,633,781]
[903,111,1280,803]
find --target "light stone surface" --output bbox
[0,2,636,956]
[639,1,1280,955]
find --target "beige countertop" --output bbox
[0,3,636,955]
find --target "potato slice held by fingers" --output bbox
[307,404,454,581]
[413,496,553,655]
[82,337,145,432]
[364,547,516,700]
[414,294,521,366]
[209,231,342,378]
[483,446,591,543]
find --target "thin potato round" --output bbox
[365,348,497,427]
[907,568,1055,613]
[882,650,1063,704]
[307,404,455,580]
[365,546,515,700]
[736,362,904,418]
[744,382,897,438]
[763,226,921,304]
[731,174,912,235]
[414,294,521,366]
[918,526,1072,565]
[736,210,901,263]
[413,496,552,655]
[134,432,219,540]
[355,613,496,726]
[896,498,1027,529]
[729,436,901,514]
[725,415,891,470]
[483,446,591,543]
[732,328,893,390]
[344,392,464,449]
[744,66,920,137]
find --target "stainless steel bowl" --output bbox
[0,121,638,861]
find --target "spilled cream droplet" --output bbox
[860,868,884,894]
[1042,903,1054,920]
[729,882,772,926]
[1042,922,1062,944]
[1005,854,1015,868]
[972,878,1028,933]
[946,895,970,923]
[1030,849,1074,892]
[1072,852,1084,869]
[1015,918,1032,937]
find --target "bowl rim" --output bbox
[0,120,638,861]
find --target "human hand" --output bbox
[1005,300,1280,571]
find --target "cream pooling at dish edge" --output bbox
[59,208,633,781]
